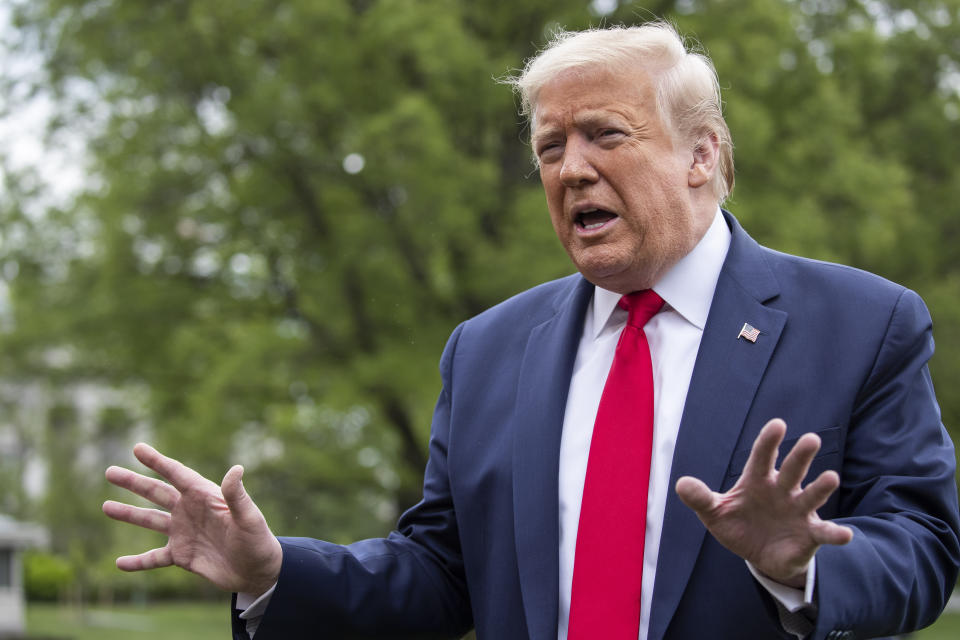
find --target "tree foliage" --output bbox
[1,0,959,596]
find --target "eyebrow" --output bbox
[530,126,559,148]
[531,109,632,147]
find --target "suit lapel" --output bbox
[513,276,593,640]
[647,214,787,640]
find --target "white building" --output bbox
[0,515,47,638]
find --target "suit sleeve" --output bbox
[812,289,960,639]
[246,324,473,639]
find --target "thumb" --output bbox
[221,464,254,517]
[675,475,716,514]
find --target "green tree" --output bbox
[0,0,589,545]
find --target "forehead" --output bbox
[531,67,658,137]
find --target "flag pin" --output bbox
[738,323,761,343]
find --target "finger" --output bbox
[795,469,841,513]
[810,519,854,546]
[675,476,718,514]
[741,419,787,481]
[116,546,174,572]
[102,500,171,535]
[133,442,203,493]
[221,465,259,526]
[105,466,179,510]
[776,433,821,490]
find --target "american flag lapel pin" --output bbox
[737,323,761,343]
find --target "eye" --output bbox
[596,128,625,140]
[536,141,564,163]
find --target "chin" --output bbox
[578,259,660,293]
[579,268,641,294]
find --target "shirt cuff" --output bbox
[746,557,816,612]
[236,583,277,638]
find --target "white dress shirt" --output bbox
[556,209,813,640]
[557,208,731,640]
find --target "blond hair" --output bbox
[508,22,734,202]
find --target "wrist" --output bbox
[755,559,810,590]
[775,570,807,589]
[247,537,283,596]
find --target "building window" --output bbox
[0,548,11,588]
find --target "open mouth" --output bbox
[576,208,618,231]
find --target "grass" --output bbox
[24,600,960,639]
[916,609,960,640]
[26,601,228,640]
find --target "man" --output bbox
[103,22,960,640]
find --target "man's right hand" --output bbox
[103,443,283,596]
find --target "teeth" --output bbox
[583,222,605,230]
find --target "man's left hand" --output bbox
[675,418,854,587]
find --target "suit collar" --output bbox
[647,210,787,639]
[715,210,781,303]
[513,275,593,640]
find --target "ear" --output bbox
[688,131,719,189]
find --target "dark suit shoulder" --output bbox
[721,212,913,320]
[757,246,912,315]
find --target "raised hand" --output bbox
[675,418,853,587]
[103,443,283,596]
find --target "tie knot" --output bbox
[619,290,664,328]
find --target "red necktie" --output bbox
[568,289,664,640]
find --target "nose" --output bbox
[558,136,599,187]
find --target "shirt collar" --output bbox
[591,207,731,338]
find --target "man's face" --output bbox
[532,67,715,293]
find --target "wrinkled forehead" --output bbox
[529,65,658,136]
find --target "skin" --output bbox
[103,64,852,601]
[102,443,282,596]
[532,67,718,293]
[676,419,853,587]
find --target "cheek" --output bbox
[542,180,566,228]
[625,171,685,214]
[541,171,561,200]
[548,209,569,242]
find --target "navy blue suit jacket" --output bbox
[239,213,960,639]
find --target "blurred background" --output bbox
[0,0,959,637]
